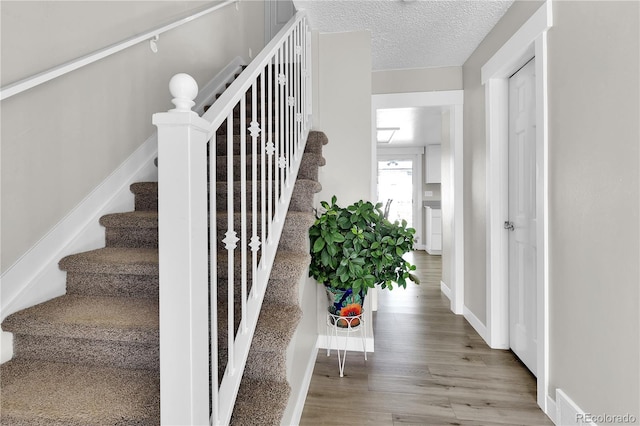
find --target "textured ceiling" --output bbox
[294,0,514,70]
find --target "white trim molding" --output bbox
[1,328,14,364]
[482,0,552,414]
[440,280,452,301]
[317,334,374,353]
[282,341,319,426]
[463,306,489,343]
[372,90,464,316]
[556,389,599,426]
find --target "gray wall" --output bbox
[372,67,462,94]
[461,0,543,324]
[312,29,373,340]
[315,30,372,206]
[1,1,264,272]
[547,0,639,415]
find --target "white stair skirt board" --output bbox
[0,60,244,334]
[440,280,452,301]
[1,329,13,364]
[463,306,489,344]
[281,342,319,426]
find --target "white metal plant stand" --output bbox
[326,313,367,377]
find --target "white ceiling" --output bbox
[294,0,514,70]
[376,107,442,146]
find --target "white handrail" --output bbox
[0,0,238,101]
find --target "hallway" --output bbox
[300,251,553,425]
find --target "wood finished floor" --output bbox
[300,251,553,426]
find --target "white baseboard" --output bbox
[546,395,558,425]
[555,389,607,426]
[463,306,489,343]
[317,333,374,353]
[0,136,158,324]
[556,389,596,426]
[440,280,452,301]
[1,329,13,364]
[426,248,442,255]
[284,340,319,426]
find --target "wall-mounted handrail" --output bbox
[0,0,238,101]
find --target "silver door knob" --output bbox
[504,221,514,231]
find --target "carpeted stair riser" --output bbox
[101,211,158,249]
[66,272,158,299]
[130,182,158,212]
[11,334,158,371]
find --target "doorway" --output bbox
[371,91,464,315]
[482,0,551,412]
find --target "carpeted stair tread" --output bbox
[0,359,159,425]
[2,294,158,344]
[230,378,290,426]
[59,247,158,276]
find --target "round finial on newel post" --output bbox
[169,73,198,113]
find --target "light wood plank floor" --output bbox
[300,251,553,426]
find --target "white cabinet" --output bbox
[425,144,441,183]
[425,207,442,255]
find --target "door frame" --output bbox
[482,1,552,412]
[371,90,464,315]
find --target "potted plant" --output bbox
[309,196,420,326]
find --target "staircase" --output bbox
[1,58,325,424]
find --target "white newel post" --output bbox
[153,73,211,426]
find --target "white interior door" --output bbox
[507,58,537,375]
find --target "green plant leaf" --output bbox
[312,238,325,253]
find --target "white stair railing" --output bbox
[153,12,311,426]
